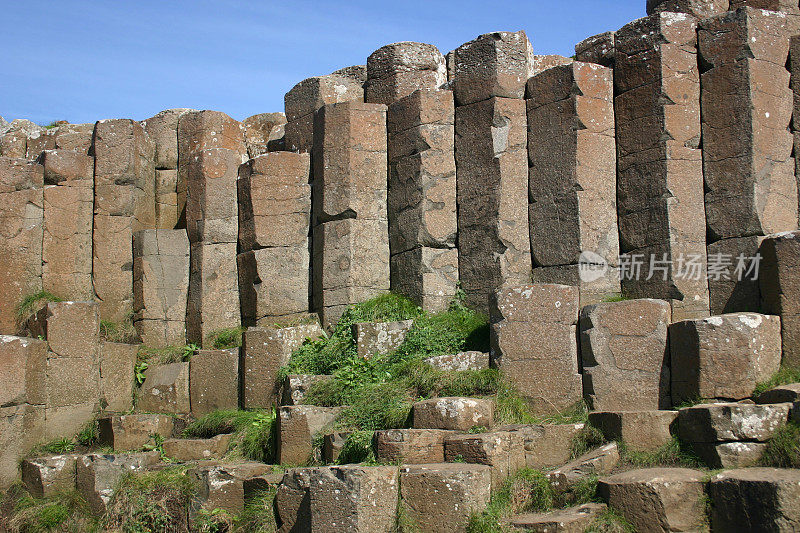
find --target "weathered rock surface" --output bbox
[243,112,287,158]
[491,285,582,415]
[760,230,800,367]
[412,397,494,431]
[496,423,585,469]
[579,299,671,411]
[670,314,782,405]
[190,348,238,416]
[444,430,526,488]
[142,108,194,170]
[575,32,615,67]
[709,468,800,532]
[0,335,47,407]
[281,374,332,406]
[756,383,800,404]
[588,411,678,452]
[21,454,79,497]
[98,414,175,451]
[162,434,232,461]
[136,362,190,414]
[277,405,343,465]
[366,42,447,105]
[424,351,489,371]
[647,0,729,17]
[504,503,608,533]
[373,429,452,464]
[598,468,707,533]
[77,452,160,515]
[98,342,137,413]
[547,443,620,495]
[191,462,276,513]
[353,319,414,358]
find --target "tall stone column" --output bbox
[615,13,710,321]
[365,42,447,106]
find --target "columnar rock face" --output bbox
[531,54,573,75]
[588,411,678,452]
[527,62,619,304]
[496,423,585,469]
[77,452,160,515]
[760,231,800,367]
[490,285,582,415]
[452,31,534,107]
[0,335,47,407]
[137,362,190,414]
[1,405,44,490]
[709,468,800,532]
[192,462,277,513]
[1,120,45,158]
[189,348,239,416]
[92,119,156,322]
[98,342,137,413]
[284,73,365,152]
[132,229,190,347]
[699,8,797,314]
[444,431,526,488]
[277,406,343,465]
[455,97,530,310]
[237,152,311,326]
[142,108,194,171]
[399,463,492,533]
[579,299,671,410]
[0,158,44,334]
[412,397,495,431]
[277,466,399,533]
[388,89,458,311]
[575,32,616,67]
[242,112,287,158]
[670,313,782,405]
[41,150,94,300]
[242,324,323,409]
[21,454,79,498]
[598,468,708,533]
[707,235,764,315]
[373,429,452,464]
[647,0,729,17]
[312,102,390,327]
[98,414,175,451]
[187,242,240,345]
[365,42,447,105]
[614,13,710,321]
[155,169,179,229]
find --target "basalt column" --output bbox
[388,89,458,311]
[700,8,797,314]
[453,31,533,311]
[614,13,710,321]
[527,61,620,305]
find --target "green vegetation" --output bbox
[99,312,138,344]
[335,430,376,465]
[570,423,606,459]
[33,437,76,456]
[235,488,278,532]
[183,409,277,463]
[584,508,636,533]
[104,467,196,532]
[15,290,62,324]
[601,293,630,303]
[206,327,246,350]
[760,421,800,468]
[76,419,99,447]
[193,508,236,532]
[3,485,96,533]
[754,366,800,395]
[43,121,67,129]
[618,436,704,469]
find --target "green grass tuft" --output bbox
[466,469,555,533]
[15,291,62,322]
[760,421,800,468]
[206,326,246,350]
[183,409,277,463]
[235,488,278,532]
[30,437,76,456]
[584,507,636,533]
[336,430,376,464]
[618,436,704,469]
[754,366,800,395]
[6,488,96,533]
[570,424,607,459]
[99,312,139,344]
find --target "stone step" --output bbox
[587,410,677,452]
[98,413,177,451]
[755,383,800,405]
[162,434,233,462]
[374,428,454,464]
[503,502,607,532]
[496,423,585,470]
[189,461,278,514]
[444,430,525,489]
[547,443,620,501]
[411,397,494,431]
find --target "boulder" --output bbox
[98,414,175,451]
[412,397,494,431]
[162,434,232,462]
[598,468,707,533]
[136,362,190,414]
[444,430,526,489]
[588,411,678,452]
[373,429,452,464]
[670,314,782,405]
[399,463,492,533]
[709,468,800,532]
[353,319,414,358]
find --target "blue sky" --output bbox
[1,0,644,125]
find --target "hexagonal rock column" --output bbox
[373,429,453,464]
[588,411,678,452]
[730,0,800,31]
[490,284,582,416]
[353,319,414,358]
[242,112,287,158]
[709,468,800,532]
[21,454,79,498]
[614,13,710,321]
[365,42,447,106]
[399,463,492,533]
[237,152,311,327]
[277,405,343,465]
[190,348,238,417]
[647,0,729,17]
[40,150,94,301]
[669,313,782,405]
[137,361,190,414]
[699,8,797,315]
[242,323,324,409]
[444,430,526,489]
[575,32,616,68]
[412,397,494,431]
[547,443,621,496]
[387,89,458,311]
[527,62,620,305]
[0,335,47,408]
[496,423,585,469]
[191,462,278,514]
[284,72,365,153]
[0,157,44,334]
[281,374,332,406]
[312,102,390,328]
[598,468,707,533]
[97,414,175,451]
[77,452,160,515]
[92,119,156,322]
[579,299,671,411]
[0,404,44,491]
[677,402,791,467]
[98,342,137,413]
[455,95,531,311]
[276,466,399,533]
[760,230,800,367]
[132,229,189,348]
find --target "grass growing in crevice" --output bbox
[30,437,76,456]
[193,507,236,532]
[183,409,277,463]
[570,424,606,460]
[138,344,199,366]
[236,487,278,532]
[100,312,139,344]
[4,485,97,533]
[104,467,196,532]
[760,421,800,468]
[335,430,376,465]
[584,508,636,533]
[618,436,704,469]
[15,290,62,325]
[754,366,800,395]
[206,326,246,350]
